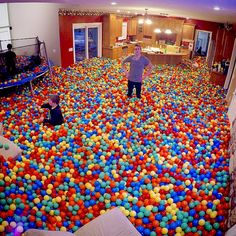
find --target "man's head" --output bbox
[49,94,60,106]
[7,44,12,50]
[134,44,142,56]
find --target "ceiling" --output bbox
[3,0,236,24]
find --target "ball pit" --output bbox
[0,57,231,235]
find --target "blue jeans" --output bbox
[128,80,142,98]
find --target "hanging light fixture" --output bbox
[154,28,162,33]
[165,29,172,34]
[138,9,152,25]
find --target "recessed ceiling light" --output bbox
[214,6,220,11]
[111,2,117,5]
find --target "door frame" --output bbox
[72,23,102,63]
[193,30,212,61]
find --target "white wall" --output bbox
[0,3,9,27]
[226,38,236,125]
[0,3,11,50]
[8,3,65,66]
[228,93,236,125]
[227,62,236,125]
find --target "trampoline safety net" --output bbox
[0,37,50,88]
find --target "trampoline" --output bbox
[0,37,52,94]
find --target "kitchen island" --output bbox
[142,52,187,65]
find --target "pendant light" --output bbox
[138,9,152,25]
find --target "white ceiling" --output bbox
[2,0,236,24]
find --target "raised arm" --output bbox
[122,56,131,78]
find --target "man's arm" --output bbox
[122,56,131,78]
[143,62,153,80]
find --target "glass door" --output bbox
[73,23,102,63]
[74,27,86,62]
[88,27,98,59]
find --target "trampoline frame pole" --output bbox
[42,41,53,79]
[29,80,34,96]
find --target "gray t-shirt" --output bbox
[123,55,150,82]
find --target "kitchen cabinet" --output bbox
[103,14,123,47]
[210,71,226,86]
[116,17,123,37]
[182,23,195,40]
[103,46,122,59]
[143,23,154,36]
[180,48,191,59]
[127,18,137,35]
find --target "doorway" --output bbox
[73,23,102,63]
[193,30,212,58]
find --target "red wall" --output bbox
[59,15,103,68]
[185,19,236,62]
[185,19,219,40]
[59,16,236,68]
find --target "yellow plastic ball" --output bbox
[162,228,168,234]
[199,219,205,226]
[185,180,191,186]
[210,211,217,218]
[167,198,173,204]
[100,210,106,215]
[56,196,62,203]
[46,189,52,195]
[49,210,54,216]
[166,206,172,212]
[60,226,67,231]
[146,205,153,211]
[85,183,92,189]
[201,200,208,205]
[124,210,129,216]
[184,169,189,174]
[44,195,50,201]
[5,176,11,182]
[176,227,182,233]
[2,221,8,227]
[0,225,5,232]
[130,210,136,217]
[47,184,53,189]
[31,175,36,181]
[10,204,16,211]
[34,198,40,204]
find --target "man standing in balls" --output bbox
[122,44,153,99]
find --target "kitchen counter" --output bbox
[102,44,135,59]
[143,51,187,65]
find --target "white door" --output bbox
[0,3,11,50]
[0,28,11,50]
[73,23,102,63]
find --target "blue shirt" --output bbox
[123,55,150,82]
